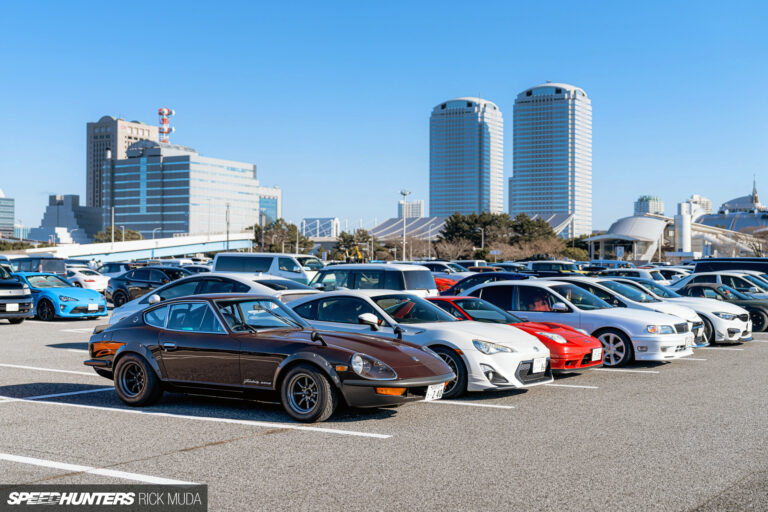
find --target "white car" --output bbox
[669,271,768,297]
[309,263,438,297]
[96,262,134,279]
[412,261,474,281]
[608,278,752,345]
[288,290,553,398]
[546,276,704,342]
[599,268,671,286]
[109,272,320,325]
[65,268,110,293]
[463,280,695,367]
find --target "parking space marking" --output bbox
[0,453,196,485]
[592,368,660,374]
[60,328,95,333]
[677,357,707,361]
[748,340,768,343]
[420,400,514,409]
[544,383,599,389]
[0,363,99,377]
[698,347,744,351]
[66,349,89,353]
[0,396,392,439]
[26,388,114,400]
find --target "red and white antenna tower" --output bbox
[158,107,175,143]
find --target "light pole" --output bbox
[70,228,80,244]
[259,208,266,252]
[225,203,230,251]
[17,218,23,243]
[152,227,161,240]
[476,227,485,250]
[120,225,125,243]
[400,189,410,260]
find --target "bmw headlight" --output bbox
[536,332,567,344]
[473,339,514,354]
[646,325,675,334]
[351,353,397,380]
[713,312,737,320]
[59,296,78,302]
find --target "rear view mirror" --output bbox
[293,265,301,273]
[148,294,161,305]
[313,283,325,290]
[551,302,569,313]
[749,287,760,293]
[358,313,380,331]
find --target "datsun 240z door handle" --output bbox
[162,343,177,351]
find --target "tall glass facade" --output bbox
[429,98,503,216]
[509,83,592,238]
[102,141,260,238]
[0,194,14,238]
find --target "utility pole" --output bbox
[296,225,300,254]
[400,189,410,261]
[260,209,265,252]
[120,225,125,242]
[225,203,231,250]
[476,227,485,250]
[111,207,115,245]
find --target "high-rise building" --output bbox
[86,116,158,207]
[509,82,592,238]
[101,140,260,238]
[688,194,712,215]
[398,199,424,219]
[27,195,102,243]
[634,195,664,216]
[0,189,14,238]
[257,186,282,223]
[429,97,503,216]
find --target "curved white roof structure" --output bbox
[432,97,500,111]
[517,82,588,99]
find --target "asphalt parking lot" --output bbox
[1,318,766,511]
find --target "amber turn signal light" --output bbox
[335,365,348,372]
[91,342,125,358]
[374,387,406,396]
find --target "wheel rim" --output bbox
[39,301,53,321]
[437,352,459,394]
[703,320,714,341]
[288,374,319,414]
[599,333,626,366]
[118,361,145,398]
[750,311,764,331]
[114,293,125,307]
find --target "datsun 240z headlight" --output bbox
[59,296,78,302]
[646,325,675,334]
[713,312,737,320]
[536,332,568,344]
[472,339,514,354]
[351,353,398,380]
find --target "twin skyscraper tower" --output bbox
[429,82,592,238]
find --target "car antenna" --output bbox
[311,329,327,346]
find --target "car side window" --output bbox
[144,305,169,328]
[724,276,749,289]
[292,300,319,321]
[132,269,150,281]
[516,286,556,312]
[155,279,199,301]
[317,270,351,291]
[149,270,170,283]
[703,288,721,299]
[197,278,250,294]
[316,297,381,324]
[166,302,225,333]
[691,275,717,284]
[477,286,514,311]
[431,301,465,319]
[354,270,384,289]
[278,257,299,273]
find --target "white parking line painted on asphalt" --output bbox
[0,364,99,377]
[592,368,660,374]
[698,347,744,351]
[0,396,392,439]
[544,383,599,389]
[0,453,196,485]
[677,357,707,361]
[748,340,768,343]
[26,388,114,400]
[420,400,514,409]
[60,328,94,333]
[66,349,89,353]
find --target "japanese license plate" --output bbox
[532,357,546,373]
[424,383,444,401]
[87,303,98,311]
[6,303,18,312]
[591,347,602,362]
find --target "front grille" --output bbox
[674,323,689,333]
[0,303,32,312]
[581,353,593,365]
[675,345,687,352]
[71,305,106,314]
[515,360,552,385]
[738,313,749,322]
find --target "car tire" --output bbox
[433,346,467,398]
[112,291,128,307]
[114,354,163,406]
[280,364,337,423]
[73,282,82,287]
[36,299,56,321]
[702,317,716,345]
[748,309,768,332]
[8,318,24,325]
[596,329,633,367]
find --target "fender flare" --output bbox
[113,345,165,380]
[272,351,341,391]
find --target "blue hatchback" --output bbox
[15,272,108,321]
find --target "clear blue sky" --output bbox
[1,0,766,232]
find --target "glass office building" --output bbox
[0,189,14,238]
[101,141,260,238]
[509,83,592,238]
[429,97,503,216]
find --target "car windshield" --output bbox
[373,294,456,324]
[741,274,768,291]
[453,298,523,324]
[716,285,750,300]
[551,284,611,310]
[26,275,72,288]
[403,270,436,290]
[295,256,324,271]
[650,271,666,281]
[638,280,681,298]
[447,263,468,272]
[0,266,11,279]
[163,268,191,280]
[79,269,99,276]
[600,280,659,303]
[256,279,313,290]
[216,298,308,331]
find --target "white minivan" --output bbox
[212,253,312,284]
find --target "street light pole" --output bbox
[225,203,230,251]
[152,227,161,240]
[476,227,485,250]
[400,189,410,261]
[120,225,125,243]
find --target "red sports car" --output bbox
[433,276,458,293]
[428,296,603,372]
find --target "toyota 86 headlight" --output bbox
[473,339,514,354]
[351,353,398,380]
[59,296,78,302]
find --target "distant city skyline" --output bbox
[1,1,766,234]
